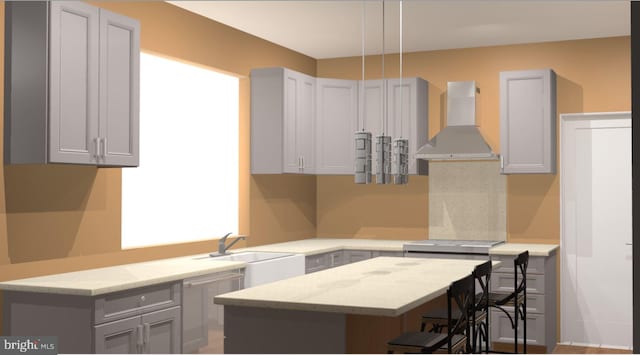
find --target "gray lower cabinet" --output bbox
[2,281,181,354]
[94,306,181,354]
[489,252,557,352]
[499,69,556,174]
[182,270,244,354]
[305,252,332,273]
[305,249,403,273]
[343,250,372,264]
[4,1,139,166]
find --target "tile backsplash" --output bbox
[428,161,506,241]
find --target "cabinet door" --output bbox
[182,279,208,353]
[283,71,315,174]
[387,78,429,175]
[94,315,141,354]
[298,75,316,173]
[142,306,181,354]
[500,69,556,174]
[305,253,330,273]
[49,1,100,164]
[99,9,140,167]
[182,272,243,354]
[344,250,372,264]
[490,310,545,348]
[316,79,358,174]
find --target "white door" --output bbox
[561,112,632,349]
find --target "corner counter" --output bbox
[488,242,559,352]
[489,243,558,257]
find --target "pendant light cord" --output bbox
[399,0,403,138]
[361,0,366,132]
[381,0,387,136]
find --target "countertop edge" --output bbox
[0,262,246,296]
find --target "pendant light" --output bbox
[376,0,392,184]
[392,0,409,185]
[355,0,372,184]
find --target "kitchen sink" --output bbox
[196,251,305,288]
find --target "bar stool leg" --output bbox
[514,305,518,354]
[523,302,527,353]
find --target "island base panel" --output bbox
[224,306,346,353]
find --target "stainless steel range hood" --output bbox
[415,81,498,161]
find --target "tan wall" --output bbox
[316,36,630,243]
[0,1,316,276]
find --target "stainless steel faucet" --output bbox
[217,233,246,255]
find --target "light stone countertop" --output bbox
[214,257,499,317]
[237,238,411,255]
[489,243,558,257]
[0,257,246,296]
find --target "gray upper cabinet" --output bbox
[4,1,140,167]
[364,78,429,175]
[315,78,358,174]
[500,69,556,174]
[251,68,315,174]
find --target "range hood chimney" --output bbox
[415,81,498,161]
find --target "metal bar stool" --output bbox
[419,260,492,353]
[488,251,528,353]
[387,273,475,354]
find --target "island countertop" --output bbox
[214,257,497,317]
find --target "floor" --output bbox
[553,344,633,354]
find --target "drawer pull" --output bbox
[140,295,146,303]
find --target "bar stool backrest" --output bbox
[473,260,493,307]
[514,251,529,295]
[447,273,475,351]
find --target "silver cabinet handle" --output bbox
[184,273,244,287]
[301,157,304,169]
[136,324,144,350]
[500,155,504,170]
[626,242,633,245]
[144,323,150,353]
[93,138,100,159]
[101,137,107,159]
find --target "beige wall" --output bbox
[0,1,316,276]
[316,36,630,243]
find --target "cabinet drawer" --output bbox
[489,293,545,314]
[491,272,544,294]
[306,254,329,273]
[95,282,181,324]
[490,309,545,346]
[371,250,404,258]
[491,255,545,274]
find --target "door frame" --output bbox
[560,111,632,346]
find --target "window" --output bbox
[121,52,239,249]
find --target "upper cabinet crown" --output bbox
[500,69,556,174]
[5,1,140,167]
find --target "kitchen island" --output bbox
[215,257,497,354]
